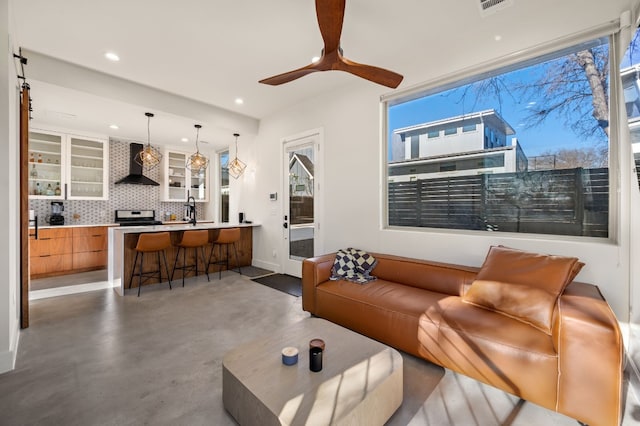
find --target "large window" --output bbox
[386,37,612,238]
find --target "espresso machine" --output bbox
[48,201,65,226]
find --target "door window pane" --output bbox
[289,146,314,260]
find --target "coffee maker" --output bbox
[48,201,65,226]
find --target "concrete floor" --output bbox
[2,272,639,425]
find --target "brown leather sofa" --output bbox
[302,250,624,426]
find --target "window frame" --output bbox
[381,21,622,242]
[217,149,230,223]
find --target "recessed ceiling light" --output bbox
[109,124,119,130]
[235,98,244,105]
[311,56,320,63]
[181,137,189,143]
[105,52,120,62]
[494,35,502,41]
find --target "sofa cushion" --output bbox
[419,296,559,410]
[315,279,449,357]
[330,248,378,284]
[464,246,584,334]
[462,280,557,333]
[475,245,583,293]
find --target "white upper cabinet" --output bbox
[28,129,109,200]
[160,149,209,202]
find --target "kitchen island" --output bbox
[109,223,258,296]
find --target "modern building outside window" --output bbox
[386,36,612,238]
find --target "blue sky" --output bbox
[388,37,640,161]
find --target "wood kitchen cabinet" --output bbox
[29,228,73,277]
[72,226,108,270]
[29,225,109,278]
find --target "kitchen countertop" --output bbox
[109,222,258,234]
[30,220,218,230]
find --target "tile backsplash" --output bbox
[30,139,200,225]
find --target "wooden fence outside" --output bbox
[388,167,608,237]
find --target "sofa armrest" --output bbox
[554,282,623,426]
[302,253,336,314]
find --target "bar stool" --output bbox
[171,229,210,286]
[207,227,242,279]
[128,232,172,297]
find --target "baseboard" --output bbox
[29,281,111,301]
[252,259,281,274]
[0,321,20,374]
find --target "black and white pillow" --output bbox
[330,248,378,284]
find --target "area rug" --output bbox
[251,274,302,297]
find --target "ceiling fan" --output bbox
[259,0,403,89]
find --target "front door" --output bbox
[282,130,322,277]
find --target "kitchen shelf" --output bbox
[30,139,61,146]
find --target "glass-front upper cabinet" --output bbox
[165,151,188,201]
[68,137,108,199]
[28,131,64,199]
[161,149,209,202]
[190,167,207,202]
[28,129,109,200]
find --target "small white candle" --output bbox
[282,346,299,365]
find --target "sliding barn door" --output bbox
[20,83,30,329]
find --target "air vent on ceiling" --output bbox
[479,0,513,16]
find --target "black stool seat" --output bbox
[207,227,242,279]
[171,230,210,286]
[128,232,172,297]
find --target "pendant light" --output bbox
[135,112,163,171]
[228,133,247,179]
[186,124,209,172]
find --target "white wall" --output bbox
[0,0,21,373]
[241,7,638,320]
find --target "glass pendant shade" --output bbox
[135,112,163,171]
[229,133,246,179]
[186,124,209,172]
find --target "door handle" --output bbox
[283,222,288,229]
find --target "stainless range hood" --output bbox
[115,143,160,186]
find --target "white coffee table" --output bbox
[223,318,403,426]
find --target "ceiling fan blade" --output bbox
[338,56,404,88]
[259,63,320,86]
[316,0,345,53]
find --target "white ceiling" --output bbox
[9,0,634,150]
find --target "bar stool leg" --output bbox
[157,252,162,284]
[171,247,181,283]
[232,242,242,275]
[219,245,223,280]
[200,246,210,281]
[163,251,172,290]
[128,251,140,289]
[182,248,187,287]
[137,252,145,297]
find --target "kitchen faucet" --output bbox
[187,196,196,226]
